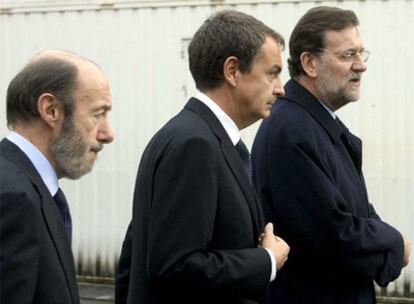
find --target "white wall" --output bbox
[0,0,412,296]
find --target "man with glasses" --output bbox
[252,6,410,304]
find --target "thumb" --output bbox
[265,222,274,235]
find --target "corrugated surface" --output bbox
[0,0,413,296]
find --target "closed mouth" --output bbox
[90,146,103,153]
[349,73,361,83]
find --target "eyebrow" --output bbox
[93,104,112,112]
[269,65,282,74]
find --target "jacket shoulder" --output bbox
[266,98,327,144]
[0,154,34,192]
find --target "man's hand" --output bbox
[403,236,411,267]
[258,223,290,270]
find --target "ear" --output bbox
[300,52,319,79]
[37,93,64,128]
[222,56,239,87]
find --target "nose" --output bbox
[97,118,114,144]
[352,55,367,73]
[273,78,285,97]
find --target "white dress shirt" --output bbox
[7,131,59,197]
[319,100,337,119]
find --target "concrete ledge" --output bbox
[78,282,414,304]
[377,297,414,304]
[79,282,114,303]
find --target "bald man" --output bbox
[0,50,114,304]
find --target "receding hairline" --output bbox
[30,49,108,89]
[253,35,283,61]
[28,49,101,71]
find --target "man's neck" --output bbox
[202,88,248,130]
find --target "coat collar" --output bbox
[0,138,79,303]
[185,98,264,233]
[283,80,363,173]
[284,79,343,143]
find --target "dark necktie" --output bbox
[54,188,72,244]
[235,139,252,183]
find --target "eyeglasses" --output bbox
[318,48,370,62]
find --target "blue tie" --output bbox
[235,139,252,183]
[54,188,72,244]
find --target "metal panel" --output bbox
[0,0,412,296]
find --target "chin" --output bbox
[88,150,98,159]
[346,94,360,102]
[263,108,272,118]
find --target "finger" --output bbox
[265,222,274,235]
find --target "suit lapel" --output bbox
[184,98,263,235]
[220,136,264,233]
[41,193,79,303]
[335,119,363,173]
[0,139,79,303]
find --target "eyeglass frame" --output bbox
[317,48,370,63]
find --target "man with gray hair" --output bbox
[252,6,410,304]
[115,10,290,304]
[0,50,114,304]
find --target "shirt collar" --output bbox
[318,100,337,119]
[7,131,59,196]
[195,91,241,145]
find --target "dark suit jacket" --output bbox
[115,98,271,304]
[0,138,79,304]
[251,79,405,304]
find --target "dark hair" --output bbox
[188,10,284,91]
[6,57,78,127]
[288,6,359,78]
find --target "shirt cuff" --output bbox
[264,248,277,282]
